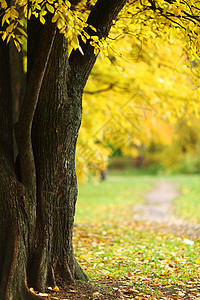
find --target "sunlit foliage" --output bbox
[76,32,200,180]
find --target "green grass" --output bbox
[75,171,155,222]
[172,174,200,223]
[74,171,200,290]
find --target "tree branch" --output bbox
[84,83,115,94]
[15,21,56,189]
[68,0,128,94]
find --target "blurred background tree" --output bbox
[76,32,200,181]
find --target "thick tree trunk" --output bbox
[0,0,127,298]
[0,29,40,300]
[31,29,87,291]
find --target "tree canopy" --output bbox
[1,0,200,58]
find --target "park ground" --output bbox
[47,171,200,299]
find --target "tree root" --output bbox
[74,258,89,281]
[47,265,56,287]
[24,286,47,300]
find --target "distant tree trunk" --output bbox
[0,1,127,299]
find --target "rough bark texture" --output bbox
[31,30,87,291]
[0,0,127,299]
[10,41,26,126]
[0,27,40,300]
[0,34,13,166]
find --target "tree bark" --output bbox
[0,0,127,298]
[0,26,42,300]
[31,29,87,290]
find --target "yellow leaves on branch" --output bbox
[1,0,199,59]
[0,0,101,55]
[0,4,25,50]
[0,0,89,53]
[0,0,7,10]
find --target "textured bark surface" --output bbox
[31,30,86,290]
[0,1,127,299]
[0,29,38,300]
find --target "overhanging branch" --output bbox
[69,0,128,93]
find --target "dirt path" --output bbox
[133,180,200,239]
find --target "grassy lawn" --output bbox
[172,174,200,223]
[75,171,155,222]
[73,171,200,298]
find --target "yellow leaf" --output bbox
[40,15,46,25]
[2,11,10,26]
[30,287,36,294]
[46,3,55,14]
[14,39,21,52]
[10,7,19,18]
[38,292,49,297]
[195,258,200,265]
[6,23,14,33]
[17,27,28,38]
[91,35,99,42]
[2,31,7,41]
[1,0,7,9]
[28,8,31,19]
[78,44,84,55]
[65,1,71,8]
[81,35,87,44]
[57,18,65,30]
[7,32,14,43]
[34,4,41,10]
[71,34,79,50]
[89,25,97,32]
[52,286,59,292]
[52,13,59,23]
[174,7,181,16]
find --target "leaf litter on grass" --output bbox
[73,217,200,299]
[74,220,200,299]
[71,175,200,299]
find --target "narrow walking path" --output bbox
[133,180,200,238]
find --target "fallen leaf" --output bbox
[38,292,49,297]
[195,258,200,265]
[52,286,59,292]
[126,271,133,277]
[69,290,78,293]
[93,291,100,296]
[177,291,185,296]
[30,288,36,294]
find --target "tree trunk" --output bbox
[31,29,88,291]
[0,0,127,298]
[0,27,38,300]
